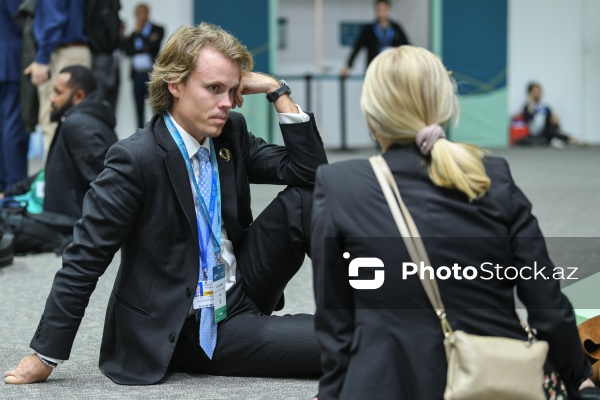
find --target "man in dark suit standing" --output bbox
[5,22,326,385]
[341,0,410,77]
[122,3,164,128]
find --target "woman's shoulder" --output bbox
[317,158,372,182]
[482,155,514,185]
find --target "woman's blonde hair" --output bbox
[148,22,254,114]
[361,46,490,201]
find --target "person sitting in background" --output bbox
[24,0,92,155]
[0,65,118,221]
[520,82,578,148]
[311,46,597,399]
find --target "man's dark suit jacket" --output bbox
[122,22,164,77]
[44,91,118,219]
[311,146,591,399]
[346,20,410,71]
[30,111,326,384]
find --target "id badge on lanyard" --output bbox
[192,261,226,324]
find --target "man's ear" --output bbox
[168,80,182,99]
[71,89,87,106]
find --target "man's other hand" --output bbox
[341,66,351,78]
[4,354,53,384]
[23,62,50,86]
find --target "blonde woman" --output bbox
[311,46,596,399]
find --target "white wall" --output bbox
[278,0,430,148]
[508,0,600,144]
[581,0,600,144]
[115,0,194,139]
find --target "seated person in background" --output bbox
[520,82,578,148]
[0,65,118,220]
[311,46,597,399]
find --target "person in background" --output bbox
[24,0,91,155]
[520,82,578,148]
[4,22,325,386]
[0,0,29,193]
[341,0,409,77]
[1,65,117,221]
[86,0,123,112]
[312,46,597,399]
[122,3,164,128]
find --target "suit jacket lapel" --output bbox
[214,138,236,231]
[153,115,199,247]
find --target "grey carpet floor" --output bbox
[1,146,599,399]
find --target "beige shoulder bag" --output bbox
[369,155,548,400]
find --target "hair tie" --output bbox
[415,124,446,156]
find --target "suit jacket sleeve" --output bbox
[30,143,143,359]
[311,166,355,399]
[346,24,369,68]
[392,21,410,46]
[34,0,69,64]
[242,112,328,186]
[122,24,164,58]
[503,159,592,395]
[148,24,164,60]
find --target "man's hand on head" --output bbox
[235,72,298,114]
[4,354,53,384]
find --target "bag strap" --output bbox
[369,155,453,336]
[369,155,538,342]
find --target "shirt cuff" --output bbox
[36,352,65,365]
[278,104,310,124]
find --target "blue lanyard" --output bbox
[373,23,395,47]
[163,113,222,273]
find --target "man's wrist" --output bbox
[266,80,291,103]
[36,354,57,368]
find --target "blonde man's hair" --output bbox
[361,46,490,201]
[148,22,254,114]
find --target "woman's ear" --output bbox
[368,123,378,141]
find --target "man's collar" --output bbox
[166,111,210,160]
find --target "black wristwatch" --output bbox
[266,79,291,103]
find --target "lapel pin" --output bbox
[219,148,231,162]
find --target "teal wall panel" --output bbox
[436,0,508,147]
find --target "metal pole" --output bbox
[305,74,313,112]
[314,0,323,127]
[340,75,347,151]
